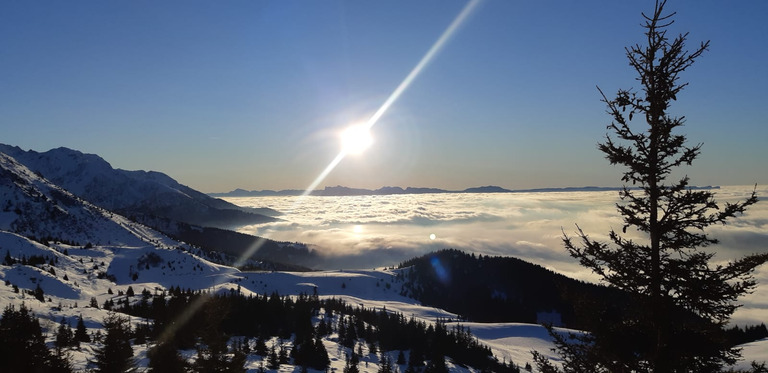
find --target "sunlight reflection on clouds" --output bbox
[228,185,767,323]
[230,186,766,269]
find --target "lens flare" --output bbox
[431,256,451,285]
[160,0,482,349]
[235,0,480,272]
[300,0,481,197]
[363,0,481,131]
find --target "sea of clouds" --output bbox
[227,185,768,325]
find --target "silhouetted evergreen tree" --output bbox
[3,250,13,265]
[538,1,768,372]
[267,344,280,370]
[55,317,74,349]
[147,339,186,373]
[397,350,407,365]
[34,283,45,302]
[74,314,90,343]
[293,335,330,370]
[192,339,229,373]
[191,295,242,373]
[379,354,394,373]
[408,347,424,371]
[94,313,135,373]
[278,342,290,364]
[344,352,361,373]
[0,304,72,372]
[425,354,448,373]
[254,336,268,356]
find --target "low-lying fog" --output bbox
[226,185,768,325]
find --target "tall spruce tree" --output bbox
[537,1,768,372]
[55,317,74,349]
[94,313,135,373]
[74,314,91,344]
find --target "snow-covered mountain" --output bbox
[0,144,279,229]
[1,151,152,246]
[0,151,554,370]
[0,150,567,371]
[0,149,764,372]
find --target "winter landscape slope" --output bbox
[0,149,554,371]
[0,230,561,371]
[0,144,318,268]
[0,144,279,229]
[0,149,765,372]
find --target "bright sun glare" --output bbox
[340,124,373,155]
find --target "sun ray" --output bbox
[159,0,483,347]
[233,0,482,268]
[300,0,481,195]
[364,0,481,131]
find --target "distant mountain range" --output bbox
[210,184,720,197]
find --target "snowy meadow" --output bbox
[227,185,768,325]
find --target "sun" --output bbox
[340,124,373,155]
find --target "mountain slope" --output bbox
[0,144,278,229]
[1,146,322,269]
[1,151,150,246]
[398,249,627,330]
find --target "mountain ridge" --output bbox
[210,184,720,197]
[0,144,280,229]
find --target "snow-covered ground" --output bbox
[1,230,764,371]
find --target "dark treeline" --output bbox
[128,214,317,271]
[0,304,72,372]
[726,323,768,347]
[397,249,768,348]
[397,249,628,330]
[115,286,520,372]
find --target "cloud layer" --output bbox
[228,185,768,324]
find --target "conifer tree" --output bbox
[344,352,361,373]
[55,317,74,349]
[539,1,768,371]
[254,336,268,356]
[34,284,45,302]
[94,313,135,373]
[3,250,13,265]
[74,314,91,344]
[267,344,280,370]
[147,339,186,373]
[379,354,394,373]
[228,344,248,373]
[0,304,72,372]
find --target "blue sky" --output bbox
[2,1,766,193]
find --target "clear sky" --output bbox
[2,1,766,193]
